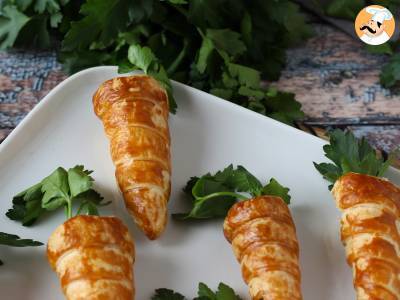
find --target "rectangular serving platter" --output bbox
[1,66,399,300]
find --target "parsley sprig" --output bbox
[152,282,242,300]
[314,129,394,190]
[2,166,108,265]
[0,232,43,265]
[175,165,291,220]
[6,165,110,226]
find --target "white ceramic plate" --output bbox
[1,66,399,300]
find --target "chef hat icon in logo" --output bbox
[355,5,395,45]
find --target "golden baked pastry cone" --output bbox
[332,172,400,299]
[47,215,135,300]
[93,75,171,239]
[223,196,302,300]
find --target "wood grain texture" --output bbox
[275,25,399,124]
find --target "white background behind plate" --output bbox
[1,66,399,300]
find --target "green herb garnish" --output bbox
[152,288,185,300]
[0,232,43,265]
[152,282,242,300]
[6,165,110,226]
[174,165,291,220]
[314,129,393,190]
[127,44,177,113]
[380,53,400,88]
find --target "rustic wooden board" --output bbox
[275,24,400,165]
[275,25,399,124]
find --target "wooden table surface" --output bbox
[275,24,400,166]
[0,24,399,165]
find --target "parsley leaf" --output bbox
[226,63,260,89]
[227,165,263,196]
[265,90,304,125]
[126,44,177,113]
[207,59,304,125]
[215,283,242,300]
[197,282,216,299]
[314,129,393,189]
[62,0,133,50]
[380,53,400,88]
[175,174,239,220]
[175,165,291,220]
[325,0,364,19]
[196,36,213,73]
[152,288,186,300]
[59,50,112,74]
[205,29,246,57]
[0,5,29,49]
[366,44,393,55]
[1,0,70,49]
[128,44,156,73]
[6,165,109,225]
[41,167,70,210]
[6,183,45,226]
[34,0,61,14]
[167,0,187,4]
[75,189,110,216]
[0,232,43,247]
[67,165,94,197]
[262,178,291,205]
[153,282,241,300]
[0,232,43,265]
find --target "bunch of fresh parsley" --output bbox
[314,129,393,190]
[0,0,311,124]
[175,164,291,220]
[322,0,400,88]
[152,282,242,300]
[6,165,109,226]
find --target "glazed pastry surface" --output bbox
[224,196,302,300]
[47,215,135,300]
[93,75,171,239]
[333,172,400,300]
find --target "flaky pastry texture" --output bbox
[93,75,171,239]
[224,196,302,300]
[47,215,135,300]
[333,172,400,300]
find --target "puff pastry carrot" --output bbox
[93,75,171,240]
[177,165,302,299]
[224,196,302,300]
[332,173,400,299]
[314,129,399,299]
[47,215,135,300]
